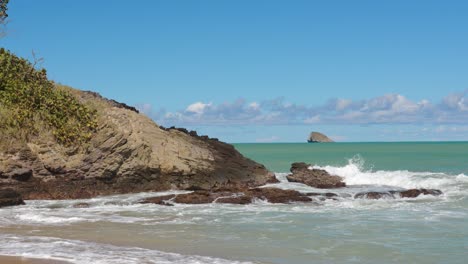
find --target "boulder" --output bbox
[286,162,345,188]
[0,188,25,208]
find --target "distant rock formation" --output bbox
[307,132,334,143]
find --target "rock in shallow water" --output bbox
[140,187,313,205]
[0,188,25,208]
[354,189,443,200]
[286,162,346,188]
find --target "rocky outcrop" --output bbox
[286,162,345,188]
[354,189,442,199]
[307,132,334,143]
[0,90,276,199]
[140,187,313,205]
[0,188,25,208]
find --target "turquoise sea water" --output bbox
[234,142,468,174]
[0,142,467,263]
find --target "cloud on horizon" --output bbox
[138,90,468,127]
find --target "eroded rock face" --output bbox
[286,162,345,188]
[0,91,276,199]
[0,188,25,208]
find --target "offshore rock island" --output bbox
[307,131,334,143]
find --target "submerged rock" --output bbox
[139,194,176,206]
[354,191,395,200]
[286,162,346,188]
[398,189,443,198]
[72,202,90,208]
[0,188,25,208]
[354,189,443,200]
[141,187,313,205]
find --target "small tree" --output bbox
[0,0,9,38]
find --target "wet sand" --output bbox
[0,256,71,264]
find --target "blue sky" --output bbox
[2,0,468,142]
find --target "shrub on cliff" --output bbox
[0,48,97,145]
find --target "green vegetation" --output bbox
[0,48,98,146]
[0,0,8,23]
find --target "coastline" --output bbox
[0,256,71,264]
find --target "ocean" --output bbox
[1,142,467,263]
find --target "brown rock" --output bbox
[140,194,176,206]
[307,132,334,143]
[72,202,90,208]
[215,195,252,205]
[354,189,443,200]
[7,168,33,182]
[248,188,312,203]
[142,187,313,205]
[398,189,442,198]
[354,191,395,200]
[0,188,25,208]
[173,191,216,204]
[286,162,345,188]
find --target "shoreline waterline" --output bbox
[0,255,71,264]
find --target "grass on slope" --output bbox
[0,48,98,146]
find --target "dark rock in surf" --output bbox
[141,187,313,205]
[398,189,442,198]
[354,189,443,200]
[247,188,312,204]
[139,194,176,206]
[0,188,25,208]
[354,191,395,200]
[286,162,346,188]
[72,202,90,208]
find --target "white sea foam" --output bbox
[0,234,253,264]
[310,156,468,195]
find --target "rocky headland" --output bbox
[0,90,277,200]
[0,49,276,203]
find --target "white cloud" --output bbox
[186,102,212,114]
[249,102,260,110]
[141,90,468,127]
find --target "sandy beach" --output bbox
[0,256,70,264]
